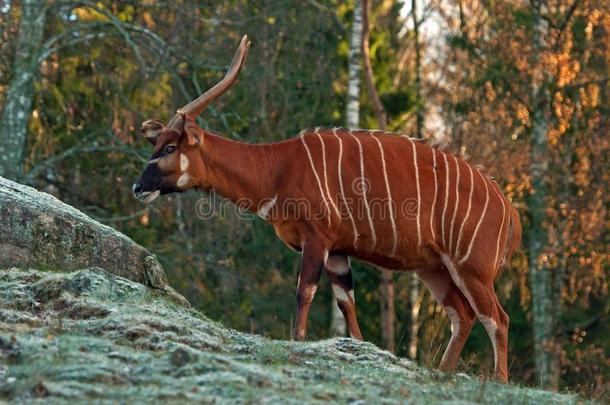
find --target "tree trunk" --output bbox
[361,0,395,352]
[528,2,559,390]
[405,0,425,361]
[330,0,364,337]
[0,0,47,181]
[361,0,387,130]
[407,271,421,359]
[345,0,363,128]
[412,0,424,139]
[379,270,396,352]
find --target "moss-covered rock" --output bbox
[0,177,187,306]
[0,268,584,404]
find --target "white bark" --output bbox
[331,1,363,337]
[345,1,363,129]
[408,0,423,360]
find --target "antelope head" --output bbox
[132,35,251,203]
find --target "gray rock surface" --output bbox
[0,268,583,404]
[0,177,187,306]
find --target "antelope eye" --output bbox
[165,145,176,154]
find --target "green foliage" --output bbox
[512,7,535,32]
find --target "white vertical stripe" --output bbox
[316,130,341,220]
[441,307,462,366]
[455,164,474,258]
[459,170,490,265]
[429,149,438,244]
[348,131,377,248]
[441,152,450,248]
[491,183,508,269]
[480,315,499,371]
[332,129,359,247]
[300,134,332,227]
[371,134,397,255]
[449,156,461,255]
[411,140,422,247]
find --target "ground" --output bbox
[0,267,586,404]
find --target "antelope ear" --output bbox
[141,119,166,146]
[183,119,204,146]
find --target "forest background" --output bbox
[0,0,607,398]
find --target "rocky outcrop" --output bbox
[0,177,187,306]
[0,268,581,404]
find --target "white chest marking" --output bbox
[177,173,190,188]
[180,153,189,171]
[258,194,277,219]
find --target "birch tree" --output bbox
[361,0,395,352]
[345,0,363,128]
[406,0,424,361]
[331,0,363,337]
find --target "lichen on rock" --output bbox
[0,268,583,404]
[0,176,187,306]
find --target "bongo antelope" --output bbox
[132,35,521,383]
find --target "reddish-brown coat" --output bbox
[133,36,521,383]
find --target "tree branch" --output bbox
[24,131,147,185]
[361,0,388,130]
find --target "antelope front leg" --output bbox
[293,240,326,340]
[326,254,363,340]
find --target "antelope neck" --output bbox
[198,132,279,212]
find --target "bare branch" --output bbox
[24,131,147,185]
[361,0,388,130]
